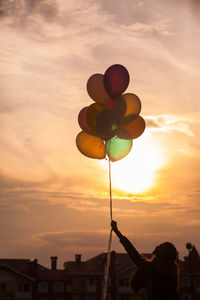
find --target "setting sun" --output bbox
[100,131,165,193]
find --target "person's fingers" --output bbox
[111,220,117,228]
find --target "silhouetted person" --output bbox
[111,220,179,300]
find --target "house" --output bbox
[179,244,200,300]
[63,251,152,300]
[0,257,70,300]
[0,253,148,300]
[1,243,200,300]
[0,259,35,299]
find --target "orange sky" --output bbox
[0,0,200,268]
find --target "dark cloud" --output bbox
[0,172,196,217]
[31,219,200,263]
[0,174,41,190]
[0,0,61,42]
[34,230,108,249]
[0,0,58,22]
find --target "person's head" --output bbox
[153,242,178,264]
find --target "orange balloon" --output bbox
[76,131,106,159]
[86,103,106,131]
[120,114,138,125]
[116,128,132,140]
[122,93,141,117]
[87,73,109,104]
[120,116,146,139]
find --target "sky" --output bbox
[0,0,200,268]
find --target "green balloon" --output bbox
[106,136,132,162]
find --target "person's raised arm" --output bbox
[111,220,123,239]
[111,220,143,266]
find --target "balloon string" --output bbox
[102,229,112,300]
[102,158,113,300]
[109,158,113,221]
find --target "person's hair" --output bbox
[161,242,180,291]
[160,242,178,262]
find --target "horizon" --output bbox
[0,242,197,270]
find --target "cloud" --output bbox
[0,174,200,264]
[145,115,195,136]
[32,230,108,250]
[0,0,58,20]
[121,16,172,37]
[31,220,200,262]
[0,0,111,43]
[0,176,194,218]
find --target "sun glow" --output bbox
[100,132,166,193]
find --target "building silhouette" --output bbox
[179,245,200,300]
[0,244,200,300]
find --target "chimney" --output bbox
[30,259,38,277]
[50,256,58,270]
[75,254,82,265]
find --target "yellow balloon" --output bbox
[87,73,109,104]
[122,93,141,117]
[86,102,106,131]
[120,116,145,139]
[76,131,106,159]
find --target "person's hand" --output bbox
[111,220,118,231]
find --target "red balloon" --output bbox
[78,107,91,131]
[107,96,127,119]
[103,64,130,98]
[107,98,116,109]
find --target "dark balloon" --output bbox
[103,64,130,98]
[95,110,120,141]
[78,107,91,131]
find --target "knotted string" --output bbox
[102,158,113,300]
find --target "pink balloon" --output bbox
[78,107,91,131]
[103,64,130,98]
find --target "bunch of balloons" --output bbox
[76,64,145,162]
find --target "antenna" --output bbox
[186,243,192,252]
